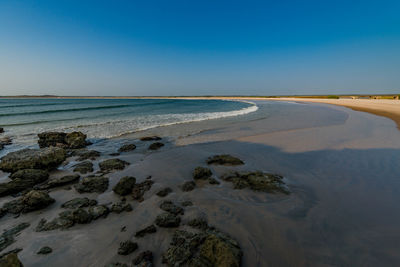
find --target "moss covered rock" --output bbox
[112,176,136,196]
[206,154,244,166]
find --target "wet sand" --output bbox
[1,100,400,266]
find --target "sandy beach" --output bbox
[1,99,400,266]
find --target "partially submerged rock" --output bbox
[0,137,12,151]
[221,171,289,194]
[162,228,242,267]
[133,250,153,266]
[61,197,97,209]
[132,180,154,202]
[2,190,55,214]
[0,252,23,266]
[113,176,136,196]
[208,177,220,185]
[180,181,196,192]
[140,136,161,141]
[118,241,138,255]
[37,174,80,189]
[73,161,93,174]
[0,222,30,252]
[88,205,109,219]
[187,218,209,231]
[70,149,100,161]
[0,147,66,173]
[74,176,109,193]
[207,154,244,166]
[148,142,164,150]
[181,201,193,207]
[135,225,157,238]
[159,201,184,215]
[38,131,88,149]
[0,169,49,197]
[99,159,129,172]
[156,187,172,197]
[111,201,132,214]
[118,144,136,152]
[37,246,52,255]
[155,212,181,228]
[193,167,212,180]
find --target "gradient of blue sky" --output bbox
[0,0,399,96]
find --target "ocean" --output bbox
[0,98,257,152]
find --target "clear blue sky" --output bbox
[0,0,399,96]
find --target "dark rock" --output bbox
[180,181,196,192]
[206,154,244,166]
[140,136,161,141]
[99,159,129,172]
[181,201,193,207]
[193,167,212,180]
[135,225,157,238]
[113,176,136,196]
[159,201,184,215]
[187,218,208,230]
[132,180,154,202]
[72,208,92,224]
[162,229,242,267]
[133,250,153,266]
[0,223,30,252]
[221,171,289,194]
[118,144,136,152]
[38,131,87,149]
[148,142,164,150]
[0,169,49,197]
[40,174,80,189]
[0,147,66,173]
[35,216,74,232]
[0,252,23,266]
[118,241,138,255]
[208,177,220,185]
[61,197,97,209]
[88,205,109,219]
[0,137,12,151]
[65,132,87,149]
[71,149,100,161]
[2,190,55,214]
[111,202,132,214]
[74,176,109,193]
[109,153,120,156]
[0,128,3,134]
[156,187,172,197]
[155,212,181,228]
[37,246,52,254]
[73,161,93,174]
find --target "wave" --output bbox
[0,104,133,117]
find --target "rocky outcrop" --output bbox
[70,149,100,161]
[0,147,66,173]
[118,241,138,255]
[2,190,55,214]
[131,180,154,202]
[36,174,80,190]
[148,142,164,150]
[0,252,23,266]
[73,161,93,174]
[133,250,153,266]
[61,197,97,209]
[221,171,289,194]
[193,167,212,180]
[162,228,242,267]
[207,154,244,166]
[118,144,136,152]
[180,181,196,192]
[155,212,181,228]
[37,246,52,254]
[99,159,129,172]
[38,131,88,149]
[0,169,49,197]
[159,201,184,215]
[135,225,157,238]
[112,176,136,196]
[0,222,30,252]
[74,176,109,193]
[140,136,161,141]
[156,187,172,197]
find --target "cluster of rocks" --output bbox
[38,131,89,149]
[1,190,55,215]
[112,176,154,202]
[155,200,184,228]
[36,198,132,232]
[221,171,289,194]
